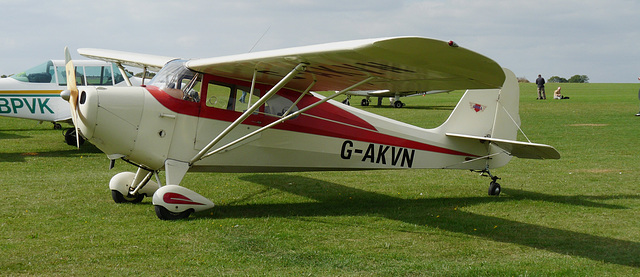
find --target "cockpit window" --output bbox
[56,65,86,86]
[112,64,130,85]
[148,60,201,103]
[11,61,56,83]
[85,65,114,85]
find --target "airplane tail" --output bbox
[434,68,559,170]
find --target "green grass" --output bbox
[1,83,640,275]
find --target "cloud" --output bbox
[1,0,639,82]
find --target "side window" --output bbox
[265,95,298,117]
[233,86,260,112]
[111,63,130,84]
[57,66,86,86]
[85,66,113,85]
[205,82,233,110]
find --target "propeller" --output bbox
[64,47,81,148]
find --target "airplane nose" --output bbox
[60,90,70,101]
[78,87,145,157]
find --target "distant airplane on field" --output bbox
[0,59,141,145]
[342,89,451,108]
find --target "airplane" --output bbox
[341,89,451,108]
[0,59,142,145]
[60,36,560,220]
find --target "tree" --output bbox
[548,76,568,83]
[568,75,589,83]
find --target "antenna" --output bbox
[249,26,271,53]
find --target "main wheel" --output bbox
[394,101,404,108]
[111,190,144,203]
[361,99,369,106]
[64,128,85,146]
[488,181,501,196]
[155,205,193,220]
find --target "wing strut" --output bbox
[116,63,133,86]
[190,63,308,165]
[196,76,375,162]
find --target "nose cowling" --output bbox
[78,86,145,157]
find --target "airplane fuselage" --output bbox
[77,66,503,174]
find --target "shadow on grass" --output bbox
[0,143,102,162]
[0,131,30,140]
[195,174,640,268]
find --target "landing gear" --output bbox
[53,123,62,130]
[152,185,214,220]
[361,98,370,106]
[488,180,501,196]
[393,100,404,108]
[64,128,85,146]
[112,190,144,203]
[475,169,502,196]
[109,170,160,204]
[155,205,193,220]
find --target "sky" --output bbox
[0,0,639,83]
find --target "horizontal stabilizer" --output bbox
[446,133,560,160]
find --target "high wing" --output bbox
[186,37,505,92]
[78,48,178,72]
[78,37,504,93]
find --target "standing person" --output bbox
[636,77,640,116]
[536,74,546,100]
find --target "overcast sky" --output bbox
[1,0,638,83]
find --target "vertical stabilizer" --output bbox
[434,68,521,169]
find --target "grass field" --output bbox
[1,82,639,275]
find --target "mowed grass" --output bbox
[1,82,639,275]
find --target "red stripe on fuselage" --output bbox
[145,85,475,157]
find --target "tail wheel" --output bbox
[488,181,501,196]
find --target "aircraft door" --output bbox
[194,77,262,153]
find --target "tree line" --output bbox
[548,75,589,83]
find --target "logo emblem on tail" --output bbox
[470,102,486,112]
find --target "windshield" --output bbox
[148,60,201,102]
[11,61,56,83]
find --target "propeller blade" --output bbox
[64,47,81,148]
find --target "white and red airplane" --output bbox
[61,37,559,220]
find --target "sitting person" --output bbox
[554,87,569,99]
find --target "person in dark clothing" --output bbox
[636,77,640,116]
[536,74,546,100]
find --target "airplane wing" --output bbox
[78,48,179,72]
[346,89,451,97]
[186,37,505,92]
[446,133,561,159]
